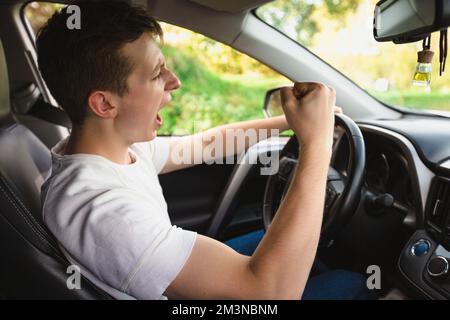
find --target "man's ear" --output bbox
[87,91,118,119]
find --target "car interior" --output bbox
[0,0,450,299]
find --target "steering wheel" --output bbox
[263,113,365,244]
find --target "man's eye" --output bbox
[152,73,162,81]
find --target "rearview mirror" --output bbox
[374,0,450,44]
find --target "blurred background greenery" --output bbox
[25,0,450,136]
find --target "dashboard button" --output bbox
[427,256,449,278]
[410,239,431,256]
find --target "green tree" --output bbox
[257,0,359,46]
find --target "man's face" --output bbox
[114,33,180,143]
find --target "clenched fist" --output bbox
[280,82,336,151]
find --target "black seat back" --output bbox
[0,39,110,299]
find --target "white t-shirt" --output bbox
[41,137,197,300]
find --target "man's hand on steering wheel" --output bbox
[263,82,365,243]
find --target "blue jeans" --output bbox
[224,230,376,300]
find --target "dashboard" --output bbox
[356,116,450,300]
[224,113,450,299]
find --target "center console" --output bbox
[399,177,450,299]
[399,230,450,299]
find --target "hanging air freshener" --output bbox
[412,35,434,87]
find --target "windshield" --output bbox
[257,0,450,115]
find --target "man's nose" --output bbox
[165,70,181,91]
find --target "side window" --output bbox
[24,3,289,136]
[24,2,63,35]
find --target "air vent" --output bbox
[426,177,450,240]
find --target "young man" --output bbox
[38,1,370,299]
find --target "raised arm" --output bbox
[164,83,335,299]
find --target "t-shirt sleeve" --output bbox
[124,218,197,299]
[119,210,197,299]
[101,196,196,299]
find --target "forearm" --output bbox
[247,143,331,299]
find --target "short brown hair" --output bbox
[36,0,163,126]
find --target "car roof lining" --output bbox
[187,0,274,13]
[148,0,248,45]
[2,0,274,13]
